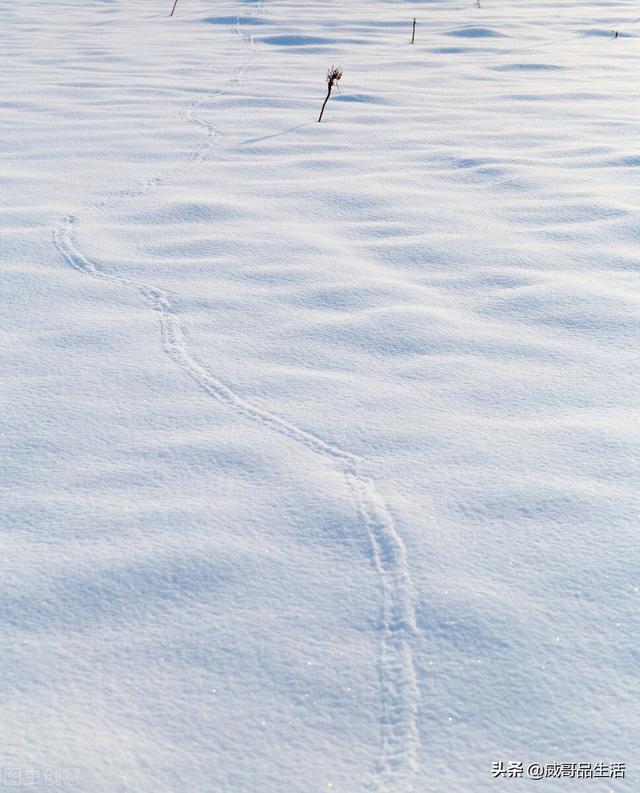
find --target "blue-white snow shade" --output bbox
[2,0,639,791]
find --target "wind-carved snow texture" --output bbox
[8,0,640,789]
[53,7,420,791]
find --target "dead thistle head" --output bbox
[327,66,343,88]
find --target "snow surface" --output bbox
[2,0,639,790]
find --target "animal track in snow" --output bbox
[53,5,420,789]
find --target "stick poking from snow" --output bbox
[318,66,343,123]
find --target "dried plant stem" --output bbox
[169,0,179,17]
[318,87,333,123]
[411,18,416,44]
[318,66,343,123]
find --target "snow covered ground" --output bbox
[2,0,639,790]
